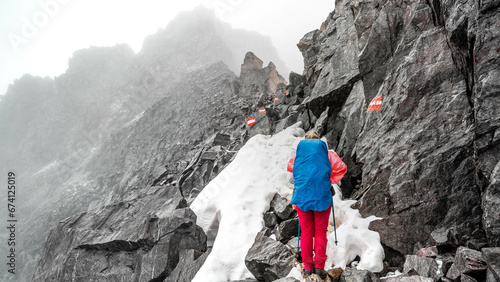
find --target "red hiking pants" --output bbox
[296,204,331,271]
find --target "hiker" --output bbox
[287,130,346,279]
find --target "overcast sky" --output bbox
[0,0,334,95]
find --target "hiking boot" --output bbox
[304,269,313,278]
[314,268,328,279]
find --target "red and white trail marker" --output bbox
[258,107,266,114]
[367,96,382,112]
[246,118,256,126]
[274,97,279,102]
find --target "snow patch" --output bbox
[191,123,384,281]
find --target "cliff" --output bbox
[289,0,500,266]
[7,0,500,281]
[0,7,287,282]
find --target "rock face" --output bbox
[3,0,500,280]
[287,0,500,265]
[32,185,207,281]
[0,7,289,281]
[29,50,288,281]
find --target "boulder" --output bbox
[446,247,487,281]
[402,255,439,280]
[245,231,296,282]
[32,186,207,282]
[264,211,279,228]
[340,267,379,282]
[275,218,299,244]
[270,193,295,220]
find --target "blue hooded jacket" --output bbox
[290,139,332,211]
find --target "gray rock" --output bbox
[165,248,212,282]
[288,0,500,267]
[270,193,295,220]
[313,107,330,136]
[482,160,500,247]
[264,211,279,228]
[289,71,306,88]
[482,248,500,282]
[472,0,500,250]
[32,186,207,282]
[275,218,299,244]
[211,133,231,146]
[275,111,300,134]
[446,247,487,280]
[245,231,296,282]
[340,267,380,281]
[403,255,440,279]
[286,236,300,258]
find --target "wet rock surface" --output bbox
[5,0,500,280]
[292,0,500,263]
[245,231,296,282]
[403,255,439,280]
[1,7,292,281]
[33,186,207,282]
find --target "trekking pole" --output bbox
[297,221,301,251]
[331,199,338,245]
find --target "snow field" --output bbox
[191,123,384,281]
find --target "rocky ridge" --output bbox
[31,52,288,281]
[6,0,500,281]
[283,0,499,265]
[0,7,288,282]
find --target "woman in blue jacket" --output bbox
[291,130,332,279]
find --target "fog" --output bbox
[0,0,334,95]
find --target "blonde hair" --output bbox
[305,130,319,139]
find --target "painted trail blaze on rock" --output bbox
[259,107,266,114]
[366,96,382,112]
[247,118,256,126]
[275,96,279,102]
